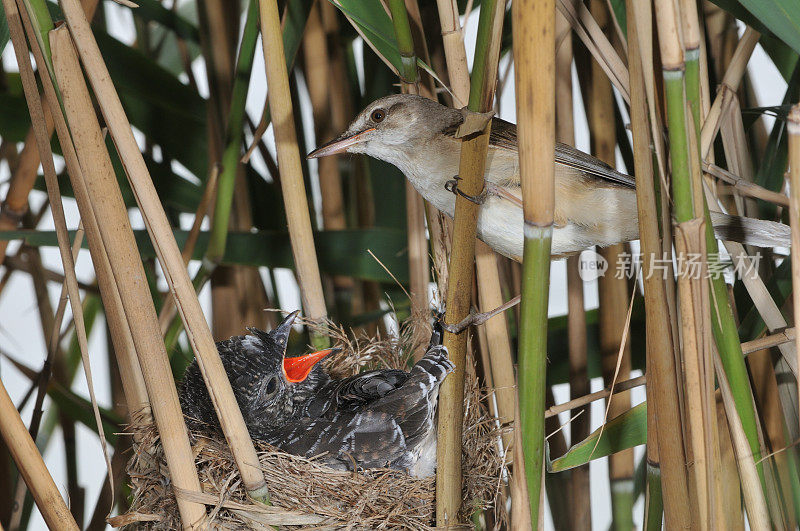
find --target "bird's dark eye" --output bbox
[265,376,278,396]
[370,109,386,123]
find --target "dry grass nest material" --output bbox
[119,315,506,529]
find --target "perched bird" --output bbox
[308,94,790,261]
[179,312,454,477]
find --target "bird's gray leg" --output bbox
[444,175,487,205]
[440,294,522,334]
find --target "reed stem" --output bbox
[513,0,555,520]
[435,0,506,524]
[257,0,328,342]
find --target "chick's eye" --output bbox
[265,376,278,396]
[370,109,386,123]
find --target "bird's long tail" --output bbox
[710,212,791,249]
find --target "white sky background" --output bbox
[0,3,790,529]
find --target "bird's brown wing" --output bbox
[488,117,636,189]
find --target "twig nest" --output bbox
[119,316,504,529]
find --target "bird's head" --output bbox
[232,311,339,426]
[307,94,462,167]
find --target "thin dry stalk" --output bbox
[0,377,78,530]
[257,0,328,329]
[626,3,693,527]
[790,104,800,425]
[49,26,207,526]
[699,27,759,159]
[713,352,771,529]
[0,0,98,267]
[432,0,470,106]
[11,5,149,421]
[436,0,507,523]
[9,8,115,518]
[556,0,629,102]
[674,219,712,528]
[59,0,270,503]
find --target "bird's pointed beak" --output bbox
[307,128,375,159]
[282,347,341,383]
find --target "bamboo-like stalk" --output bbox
[431,2,518,511]
[626,2,693,527]
[9,9,116,523]
[387,0,430,361]
[435,0,506,523]
[0,376,79,530]
[0,0,98,267]
[513,0,555,520]
[48,27,209,526]
[9,6,150,427]
[714,353,771,528]
[790,104,800,427]
[59,0,272,505]
[257,0,328,340]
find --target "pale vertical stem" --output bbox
[57,6,270,502]
[257,0,328,330]
[0,0,98,266]
[0,377,79,530]
[47,26,207,527]
[433,0,470,103]
[514,0,555,522]
[626,2,693,527]
[436,0,507,523]
[790,104,800,427]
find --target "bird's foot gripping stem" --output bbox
[438,294,522,334]
[444,176,487,205]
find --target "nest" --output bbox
[118,315,505,529]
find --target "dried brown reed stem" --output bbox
[556,0,629,102]
[790,104,800,427]
[0,377,78,530]
[257,0,327,328]
[713,352,771,528]
[432,0,516,472]
[432,0,469,107]
[435,0,507,523]
[0,1,98,267]
[700,28,759,158]
[60,0,270,505]
[11,8,148,422]
[10,6,116,515]
[626,2,693,526]
[703,162,789,206]
[48,26,208,526]
[674,218,713,528]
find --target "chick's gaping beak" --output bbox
[283,347,341,383]
[307,128,375,159]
